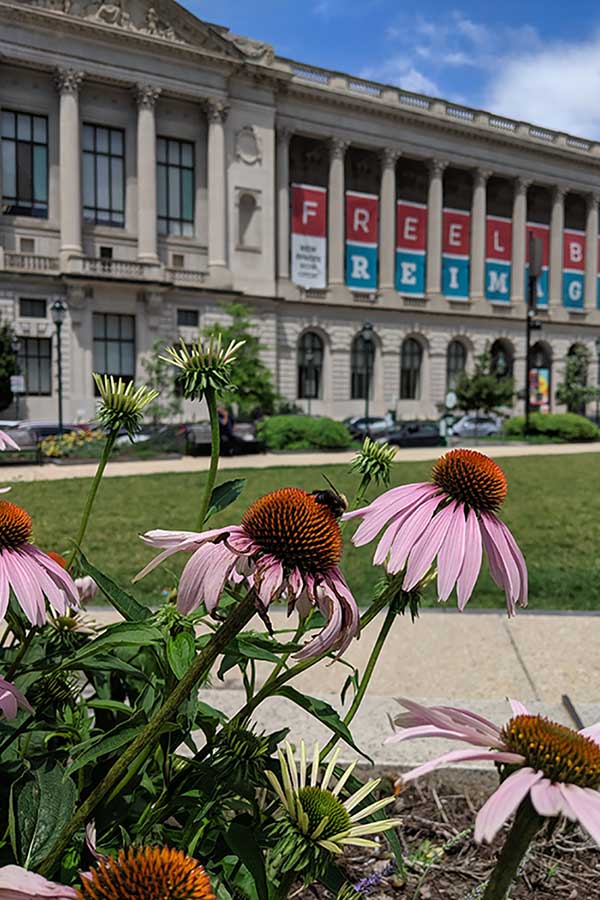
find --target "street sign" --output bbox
[10,375,25,394]
[445,390,457,409]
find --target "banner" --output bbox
[291,183,327,289]
[442,209,470,299]
[529,368,550,413]
[396,200,427,295]
[345,191,378,291]
[485,215,512,302]
[597,237,600,309]
[525,222,549,308]
[563,228,585,309]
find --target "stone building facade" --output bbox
[1,0,599,423]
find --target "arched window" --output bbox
[400,337,422,400]
[238,192,260,248]
[529,342,552,412]
[297,331,324,400]
[446,340,467,391]
[351,333,375,400]
[490,339,514,379]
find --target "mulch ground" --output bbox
[297,779,600,899]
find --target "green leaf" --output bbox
[9,761,77,868]
[66,710,148,775]
[78,552,149,622]
[206,479,246,521]
[166,631,196,679]
[58,622,162,670]
[86,699,135,716]
[224,821,268,900]
[275,686,373,763]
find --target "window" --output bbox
[177,308,199,327]
[19,298,47,319]
[1,111,48,217]
[18,337,51,395]
[400,338,422,400]
[351,333,375,400]
[297,331,324,400]
[99,246,113,259]
[238,191,260,249]
[490,339,514,379]
[446,340,467,391]
[82,125,125,226]
[19,237,35,253]
[172,253,185,269]
[157,137,194,236]
[92,314,135,390]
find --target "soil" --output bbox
[297,779,600,899]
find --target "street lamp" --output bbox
[51,299,67,434]
[10,336,22,421]
[360,321,374,438]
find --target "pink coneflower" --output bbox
[0,430,19,452]
[344,449,527,614]
[0,677,33,720]
[135,487,359,660]
[0,865,77,899]
[388,698,600,845]
[0,502,79,626]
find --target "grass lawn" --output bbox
[9,453,600,611]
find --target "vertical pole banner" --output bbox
[395,200,427,295]
[345,191,378,290]
[525,222,549,308]
[563,228,585,309]
[291,183,327,289]
[597,237,600,309]
[442,209,470,299]
[485,216,512,301]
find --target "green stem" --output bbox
[320,602,396,760]
[273,870,296,900]
[195,387,220,530]
[38,591,257,877]
[5,629,35,681]
[67,429,117,570]
[482,796,544,900]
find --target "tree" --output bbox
[455,349,514,415]
[140,338,183,425]
[556,344,594,414]
[204,303,277,419]
[0,322,18,412]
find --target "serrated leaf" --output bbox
[9,761,77,868]
[276,686,372,763]
[206,479,246,521]
[167,631,196,679]
[78,552,149,622]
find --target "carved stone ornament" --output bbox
[330,137,350,160]
[235,126,261,165]
[54,67,85,94]
[206,99,229,124]
[81,0,185,43]
[515,176,533,193]
[429,158,448,178]
[381,147,401,169]
[135,83,162,109]
[474,167,493,187]
[554,184,569,201]
[222,33,275,64]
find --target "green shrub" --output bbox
[503,412,599,442]
[257,415,353,451]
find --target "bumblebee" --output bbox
[311,476,348,519]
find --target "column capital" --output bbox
[515,176,532,194]
[276,125,293,146]
[381,147,401,169]
[134,83,161,109]
[428,158,448,178]
[553,183,569,202]
[474,167,492,187]
[588,190,600,207]
[205,98,229,124]
[329,136,350,160]
[54,67,84,95]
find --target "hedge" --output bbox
[503,412,599,442]
[257,415,353,451]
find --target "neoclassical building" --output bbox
[1,0,600,423]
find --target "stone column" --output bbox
[55,68,84,266]
[206,98,230,284]
[470,168,490,300]
[426,159,447,296]
[379,148,401,290]
[328,137,349,287]
[276,127,292,281]
[549,185,566,307]
[585,192,599,309]
[134,84,161,264]
[511,177,530,305]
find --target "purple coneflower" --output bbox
[0,865,77,899]
[0,677,32,720]
[344,449,526,614]
[388,698,600,845]
[135,487,359,660]
[0,502,79,626]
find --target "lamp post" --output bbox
[525,234,543,436]
[11,336,21,421]
[51,300,67,434]
[360,321,374,438]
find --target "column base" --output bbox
[60,248,83,271]
[137,253,160,265]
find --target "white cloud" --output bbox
[360,56,440,96]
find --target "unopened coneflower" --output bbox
[0,676,33,720]
[160,334,244,401]
[93,374,159,439]
[267,741,400,880]
[345,449,526,614]
[350,436,397,489]
[135,487,359,660]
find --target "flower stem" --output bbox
[273,871,296,900]
[196,386,220,531]
[67,429,117,570]
[5,628,35,681]
[38,590,257,877]
[482,796,544,900]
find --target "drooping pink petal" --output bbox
[177,541,238,615]
[0,430,20,452]
[386,724,497,745]
[474,768,543,843]
[400,749,525,785]
[350,484,440,547]
[0,864,78,898]
[509,699,530,717]
[4,548,45,626]
[480,512,523,616]
[134,526,235,582]
[403,501,457,591]
[497,519,528,608]
[456,508,482,610]
[558,784,600,847]
[394,699,502,745]
[18,550,68,616]
[436,502,467,602]
[24,546,79,606]
[0,677,33,719]
[386,495,442,575]
[344,482,437,523]
[254,555,284,607]
[579,722,600,746]
[294,567,359,661]
[0,553,10,620]
[530,779,565,818]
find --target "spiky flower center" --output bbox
[298,786,351,839]
[77,846,214,900]
[241,488,342,573]
[432,449,507,512]
[0,501,32,550]
[502,715,600,788]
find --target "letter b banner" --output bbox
[563,229,585,310]
[345,191,378,291]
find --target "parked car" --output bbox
[344,414,395,438]
[451,414,502,438]
[377,420,443,448]
[184,421,265,456]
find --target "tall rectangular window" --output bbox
[92,314,135,389]
[83,125,125,226]
[157,137,194,236]
[18,337,51,395]
[1,111,48,217]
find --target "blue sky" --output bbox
[185,0,600,138]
